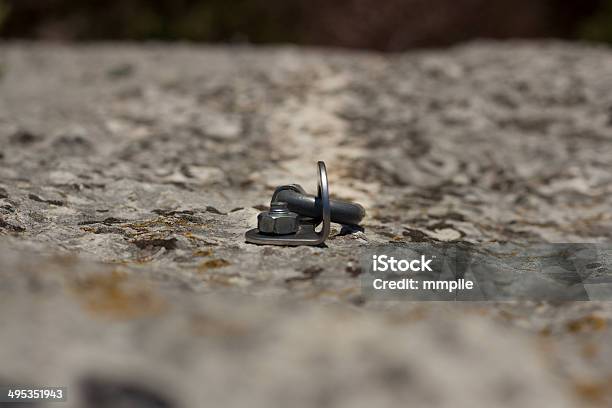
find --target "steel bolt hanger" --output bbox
[245,161,365,246]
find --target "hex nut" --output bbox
[258,211,299,235]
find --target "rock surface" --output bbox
[1,41,612,407]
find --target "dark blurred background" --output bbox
[1,0,612,51]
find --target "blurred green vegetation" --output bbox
[0,0,300,43]
[0,0,611,48]
[0,1,10,30]
[81,0,300,42]
[580,0,612,43]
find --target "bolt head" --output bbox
[258,210,299,235]
[269,201,290,213]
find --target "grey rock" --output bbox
[1,42,612,407]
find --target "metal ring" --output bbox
[316,161,330,244]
